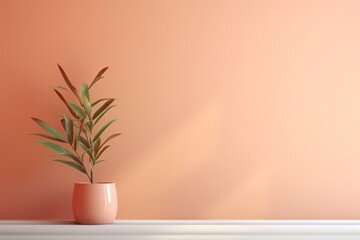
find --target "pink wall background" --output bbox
[1,0,360,219]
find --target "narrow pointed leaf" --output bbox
[50,86,69,91]
[54,89,79,118]
[78,136,89,148]
[95,67,109,79]
[91,98,112,107]
[54,160,86,174]
[93,105,116,126]
[74,129,79,151]
[80,83,90,101]
[85,121,91,131]
[94,138,101,156]
[92,99,114,119]
[36,141,71,155]
[60,119,66,131]
[73,118,85,151]
[81,151,87,161]
[100,133,121,149]
[94,160,107,165]
[84,97,92,117]
[73,118,85,130]
[97,145,110,159]
[79,143,90,152]
[57,64,81,103]
[68,102,86,119]
[79,143,93,160]
[89,76,103,89]
[77,118,86,136]
[63,115,74,145]
[93,119,116,142]
[31,118,67,142]
[31,133,67,143]
[89,67,109,89]
[80,84,92,117]
[61,153,82,165]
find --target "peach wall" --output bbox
[1,0,360,219]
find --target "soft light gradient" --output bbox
[1,0,360,219]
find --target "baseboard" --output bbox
[2,220,360,239]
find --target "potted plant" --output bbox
[32,64,120,224]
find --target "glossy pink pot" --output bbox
[72,182,117,224]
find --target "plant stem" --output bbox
[90,169,94,183]
[85,116,95,184]
[83,125,95,183]
[70,142,91,182]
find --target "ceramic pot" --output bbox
[72,182,117,224]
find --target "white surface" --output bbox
[2,220,360,239]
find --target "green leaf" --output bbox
[79,142,88,151]
[94,160,107,166]
[84,97,92,117]
[94,138,101,156]
[81,151,87,161]
[80,83,90,101]
[54,160,86,174]
[74,130,79,151]
[92,99,115,119]
[79,118,86,132]
[60,119,66,131]
[54,89,79,118]
[97,145,110,159]
[100,133,121,149]
[57,64,82,103]
[93,119,116,142]
[78,136,89,148]
[31,133,67,143]
[68,102,86,119]
[36,141,72,155]
[50,85,69,91]
[31,118,67,142]
[73,119,86,132]
[89,67,109,89]
[89,76,104,90]
[79,143,93,160]
[85,121,91,130]
[73,118,85,151]
[62,153,82,165]
[93,105,116,126]
[63,115,74,145]
[80,84,92,117]
[79,142,91,152]
[91,98,112,107]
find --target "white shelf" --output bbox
[2,220,360,239]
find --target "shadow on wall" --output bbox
[107,93,275,219]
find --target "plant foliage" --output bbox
[32,65,121,183]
